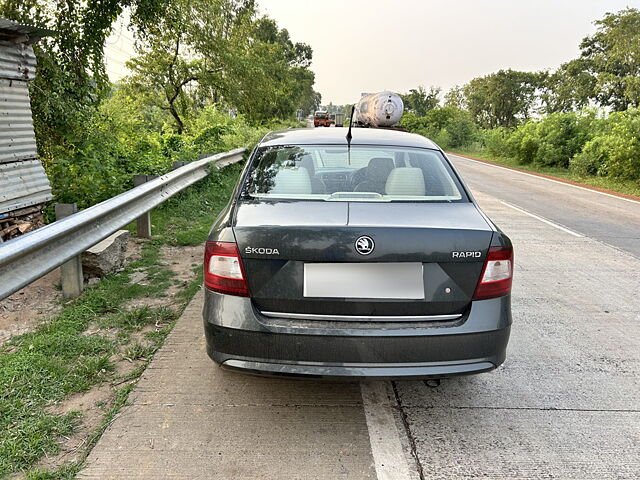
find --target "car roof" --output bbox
[259,127,440,149]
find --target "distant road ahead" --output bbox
[448,154,640,258]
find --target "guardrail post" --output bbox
[133,175,152,238]
[55,203,84,299]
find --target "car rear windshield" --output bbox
[243,145,468,202]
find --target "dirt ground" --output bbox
[0,269,63,344]
[0,238,147,345]
[160,244,202,296]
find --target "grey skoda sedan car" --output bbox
[202,128,513,378]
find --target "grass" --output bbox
[0,162,243,478]
[450,147,640,197]
[0,257,169,476]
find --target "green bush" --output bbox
[504,121,539,164]
[482,127,511,157]
[570,137,609,176]
[42,89,169,209]
[493,111,600,167]
[400,107,478,149]
[405,101,640,182]
[571,109,640,179]
[41,89,303,212]
[534,112,599,167]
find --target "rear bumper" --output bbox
[203,290,511,379]
[219,358,499,380]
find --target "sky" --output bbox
[259,0,639,104]
[105,1,640,105]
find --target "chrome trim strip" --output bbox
[260,311,463,322]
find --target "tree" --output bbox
[539,59,596,113]
[401,86,440,116]
[463,69,542,128]
[125,0,317,127]
[578,8,640,110]
[253,16,312,68]
[127,34,203,134]
[0,0,165,157]
[126,0,257,131]
[444,85,465,109]
[301,91,322,114]
[320,103,349,114]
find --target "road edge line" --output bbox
[360,381,414,480]
[500,201,584,237]
[448,152,640,204]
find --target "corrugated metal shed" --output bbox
[0,159,52,214]
[0,78,37,163]
[0,17,53,218]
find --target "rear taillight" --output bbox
[204,241,250,297]
[473,246,513,300]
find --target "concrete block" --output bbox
[82,230,130,278]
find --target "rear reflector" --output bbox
[473,246,513,300]
[204,241,250,297]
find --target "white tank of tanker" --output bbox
[355,91,404,127]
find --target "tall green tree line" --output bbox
[0,0,319,210]
[0,0,320,148]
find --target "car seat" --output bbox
[355,157,395,193]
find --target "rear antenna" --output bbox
[346,105,355,146]
[346,105,355,165]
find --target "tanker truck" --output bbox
[355,91,404,127]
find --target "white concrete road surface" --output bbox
[80,158,640,479]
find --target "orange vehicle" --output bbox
[313,110,331,127]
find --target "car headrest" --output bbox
[299,154,315,175]
[367,157,394,181]
[385,168,426,196]
[271,167,312,194]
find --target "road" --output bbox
[80,158,640,479]
[449,154,640,258]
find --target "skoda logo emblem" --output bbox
[355,236,375,255]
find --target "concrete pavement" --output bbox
[394,190,640,479]
[79,294,379,479]
[80,159,640,479]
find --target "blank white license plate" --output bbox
[303,263,424,299]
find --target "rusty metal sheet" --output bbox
[0,41,37,81]
[0,18,54,39]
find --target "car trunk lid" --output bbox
[233,201,493,317]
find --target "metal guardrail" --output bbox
[0,148,246,301]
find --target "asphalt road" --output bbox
[448,154,640,258]
[80,158,640,479]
